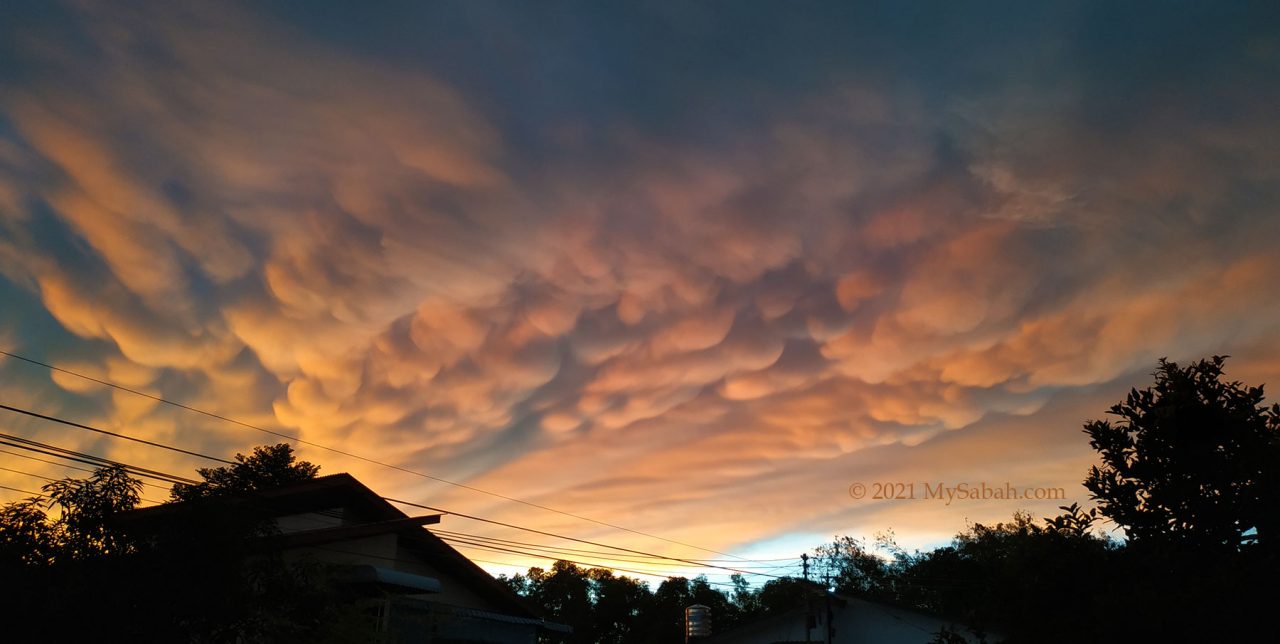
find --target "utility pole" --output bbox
[802,553,812,643]
[824,574,833,644]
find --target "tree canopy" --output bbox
[0,446,350,641]
[0,464,141,566]
[170,442,320,502]
[1083,356,1280,550]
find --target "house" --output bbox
[124,473,570,643]
[706,591,991,644]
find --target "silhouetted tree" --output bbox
[728,572,758,615]
[170,442,320,501]
[523,561,597,643]
[750,576,812,616]
[0,452,360,641]
[643,576,694,642]
[0,464,141,566]
[502,563,748,644]
[45,464,143,558]
[929,509,1114,642]
[1084,356,1280,550]
[588,568,652,643]
[0,466,148,640]
[0,497,58,565]
[686,575,738,633]
[1075,357,1280,641]
[814,535,894,600]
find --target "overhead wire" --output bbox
[433,533,780,580]
[0,464,163,505]
[435,536,721,579]
[456,552,748,588]
[303,509,795,573]
[0,465,57,481]
[0,415,783,578]
[0,430,198,486]
[384,496,786,580]
[0,432,952,594]
[0,449,910,596]
[0,410,966,598]
[0,483,41,496]
[0,446,178,492]
[0,403,235,466]
[0,350,757,562]
[301,509,798,577]
[0,447,98,475]
[429,528,794,570]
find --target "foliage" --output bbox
[1083,356,1280,550]
[0,448,357,641]
[814,534,896,600]
[43,463,143,558]
[920,508,1115,642]
[0,464,141,566]
[0,497,59,565]
[500,510,1118,642]
[499,562,753,644]
[171,442,320,501]
[749,576,815,616]
[588,568,653,643]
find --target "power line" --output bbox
[435,535,706,573]
[285,509,793,578]
[384,496,784,580]
[0,403,235,466]
[0,464,162,505]
[1,350,755,562]
[0,431,198,486]
[302,504,786,579]
[0,465,56,481]
[0,447,174,492]
[437,535,718,578]
[298,540,747,589]
[0,432,954,597]
[0,483,41,496]
[0,437,191,486]
[0,447,98,475]
[430,528,794,570]
[0,441,960,597]
[444,542,747,587]
[286,509,794,576]
[437,538,794,585]
[0,408,782,578]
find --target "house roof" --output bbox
[122,473,542,620]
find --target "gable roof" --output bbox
[123,473,541,618]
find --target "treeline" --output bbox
[501,504,1274,643]
[501,357,1280,643]
[495,507,1107,643]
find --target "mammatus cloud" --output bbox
[1,1,1279,570]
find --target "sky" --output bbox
[1,0,1279,585]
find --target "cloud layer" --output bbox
[2,1,1279,572]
